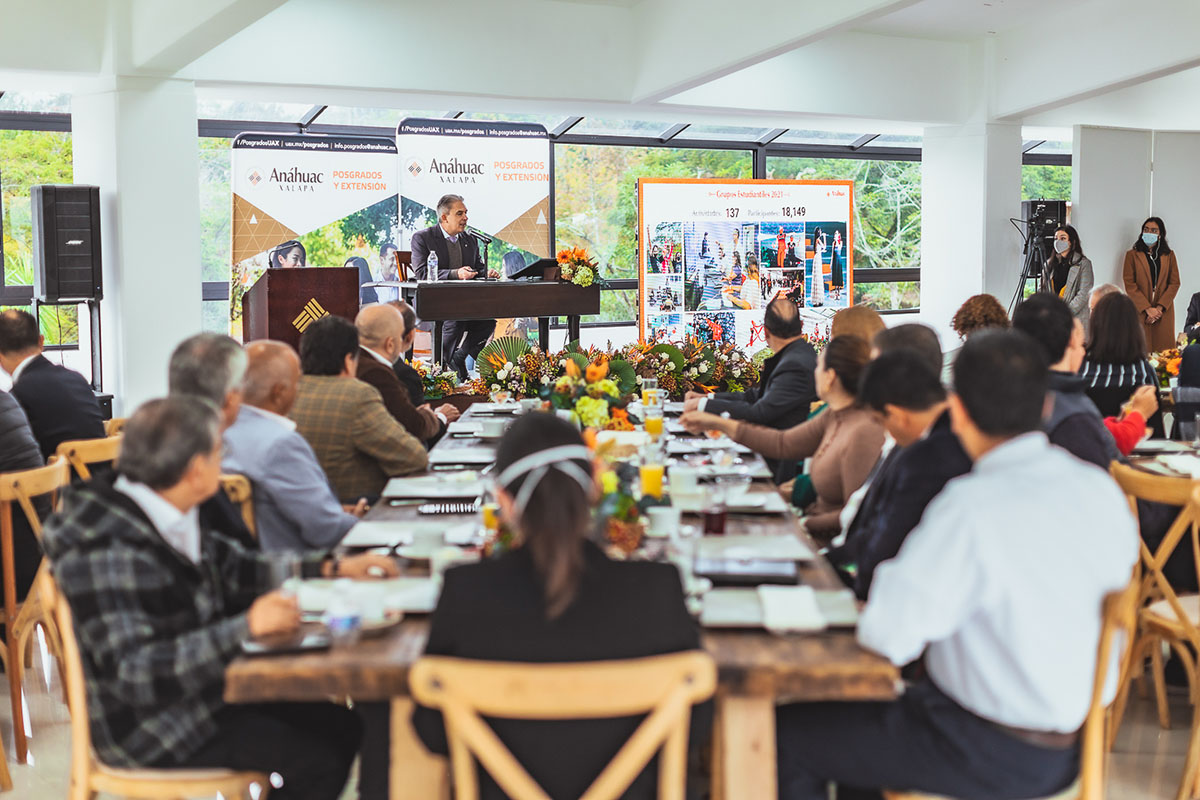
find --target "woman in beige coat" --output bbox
[1122,216,1181,352]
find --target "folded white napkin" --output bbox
[1157,454,1200,478]
[757,585,826,634]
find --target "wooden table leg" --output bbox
[538,318,550,352]
[712,695,776,800]
[390,697,450,800]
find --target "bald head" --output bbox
[356,303,405,362]
[242,341,301,416]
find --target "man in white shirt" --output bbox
[223,341,365,551]
[776,329,1138,800]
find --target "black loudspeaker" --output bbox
[31,184,103,302]
[1021,199,1068,252]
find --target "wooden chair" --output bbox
[0,456,71,767]
[884,572,1141,800]
[219,474,256,540]
[409,651,716,800]
[103,418,127,436]
[55,435,122,481]
[42,571,271,799]
[1108,467,1200,800]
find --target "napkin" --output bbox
[1156,454,1200,478]
[697,534,813,561]
[428,446,497,466]
[339,520,417,548]
[757,585,826,633]
[383,473,483,498]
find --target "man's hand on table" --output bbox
[343,498,369,517]
[435,403,461,423]
[325,553,401,580]
[487,269,500,279]
[247,590,300,638]
[456,267,478,280]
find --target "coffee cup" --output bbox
[479,418,508,437]
[668,466,700,496]
[646,506,682,538]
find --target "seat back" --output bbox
[410,652,716,800]
[1079,576,1141,799]
[1110,463,1200,648]
[55,435,122,482]
[103,418,126,436]
[0,457,70,542]
[219,474,256,539]
[41,571,94,796]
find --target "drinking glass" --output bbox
[644,404,664,442]
[641,377,659,407]
[267,552,302,598]
[703,484,728,535]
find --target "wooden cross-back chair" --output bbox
[884,573,1141,800]
[41,572,271,800]
[0,456,71,769]
[103,418,127,436]
[219,474,256,540]
[1108,464,1200,800]
[55,435,122,482]
[409,651,716,800]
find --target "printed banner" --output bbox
[398,118,552,266]
[637,178,854,352]
[230,133,400,336]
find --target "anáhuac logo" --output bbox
[407,159,422,177]
[427,157,483,184]
[246,168,263,187]
[268,166,324,193]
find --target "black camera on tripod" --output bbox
[1009,199,1068,312]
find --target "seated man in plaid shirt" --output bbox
[43,395,397,800]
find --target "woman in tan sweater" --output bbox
[681,335,885,541]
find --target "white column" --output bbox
[1070,126,1152,292]
[918,122,1023,340]
[1148,131,1200,329]
[71,77,202,414]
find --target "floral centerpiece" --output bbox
[711,343,760,394]
[595,461,644,555]
[411,359,460,400]
[556,247,603,288]
[1150,347,1183,387]
[546,355,638,430]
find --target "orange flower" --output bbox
[565,358,582,378]
[582,428,598,450]
[1168,357,1182,376]
[585,357,609,383]
[694,382,717,393]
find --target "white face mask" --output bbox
[1054,239,1071,255]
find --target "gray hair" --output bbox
[168,333,247,406]
[118,397,220,490]
[436,194,465,218]
[1090,283,1121,302]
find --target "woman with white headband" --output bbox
[412,412,709,799]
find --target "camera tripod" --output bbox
[1009,219,1051,314]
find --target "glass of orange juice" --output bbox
[481,502,500,532]
[641,377,659,407]
[644,404,664,441]
[639,462,665,500]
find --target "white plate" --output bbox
[469,402,520,414]
[673,492,790,515]
[297,577,441,615]
[697,534,814,562]
[428,447,497,466]
[382,474,484,499]
[1132,440,1192,454]
[700,587,858,630]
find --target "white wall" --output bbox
[72,78,203,414]
[919,122,1022,337]
[1071,126,1152,292]
[1149,131,1200,327]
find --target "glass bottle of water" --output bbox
[324,579,362,648]
[427,252,439,282]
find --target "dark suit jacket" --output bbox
[11,354,105,461]
[413,541,710,800]
[1186,291,1200,333]
[706,338,817,483]
[838,412,972,600]
[356,348,439,443]
[0,392,49,601]
[410,225,486,281]
[393,359,426,407]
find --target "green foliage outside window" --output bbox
[0,130,79,344]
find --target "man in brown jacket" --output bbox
[290,315,428,503]
[355,303,459,445]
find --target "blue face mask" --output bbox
[1143,232,1159,247]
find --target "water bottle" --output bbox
[324,579,362,648]
[427,251,439,281]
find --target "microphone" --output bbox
[467,226,494,244]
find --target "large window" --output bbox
[1022,164,1071,201]
[0,128,79,344]
[198,137,233,332]
[766,156,921,311]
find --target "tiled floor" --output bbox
[0,636,1194,799]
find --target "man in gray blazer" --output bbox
[222,340,364,551]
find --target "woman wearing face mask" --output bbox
[1041,225,1094,332]
[1123,216,1181,351]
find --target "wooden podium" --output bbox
[242,267,360,349]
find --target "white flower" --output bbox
[699,361,710,372]
[733,368,742,377]
[505,361,513,368]
[541,376,550,385]
[636,375,644,384]
[490,384,501,392]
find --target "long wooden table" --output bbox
[399,280,601,362]
[225,407,899,799]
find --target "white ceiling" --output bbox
[1,0,1199,135]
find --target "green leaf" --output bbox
[607,358,637,396]
[476,336,532,382]
[647,343,685,371]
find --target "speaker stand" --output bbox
[29,298,104,392]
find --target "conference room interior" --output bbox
[5,0,1200,798]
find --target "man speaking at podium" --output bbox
[410,194,499,381]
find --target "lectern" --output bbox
[242,267,359,349]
